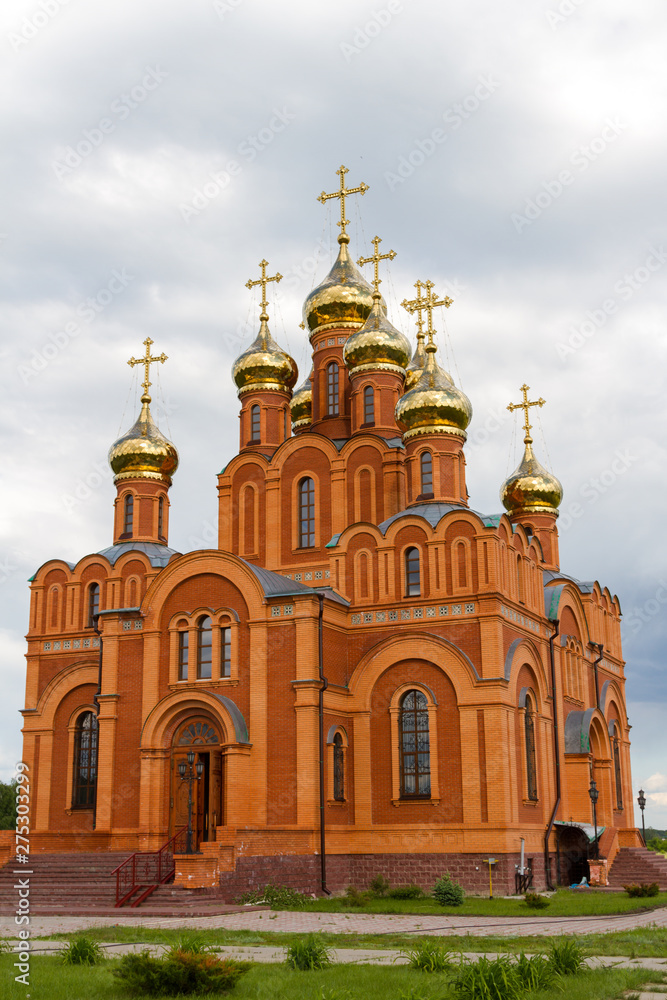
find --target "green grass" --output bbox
[0,954,659,1000]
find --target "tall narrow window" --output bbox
[327,362,339,416]
[72,711,98,808]
[363,385,374,424]
[420,451,433,493]
[178,627,189,681]
[284,408,289,441]
[196,616,212,679]
[250,404,261,443]
[123,493,134,535]
[612,726,623,809]
[400,690,431,797]
[524,693,538,801]
[405,547,421,596]
[49,586,60,629]
[298,477,315,547]
[221,627,231,678]
[158,496,165,538]
[87,583,100,627]
[333,733,344,800]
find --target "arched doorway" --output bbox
[170,718,223,849]
[556,825,590,885]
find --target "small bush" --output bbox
[452,955,524,1000]
[234,883,308,907]
[284,934,332,971]
[368,873,390,897]
[647,836,667,854]
[548,938,585,976]
[169,935,214,955]
[514,952,559,991]
[113,949,251,995]
[342,885,371,907]
[60,935,105,965]
[401,939,454,973]
[523,892,551,909]
[624,882,660,897]
[388,884,424,900]
[432,873,465,907]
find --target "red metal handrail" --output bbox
[112,826,188,907]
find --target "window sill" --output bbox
[327,799,346,807]
[392,797,440,807]
[522,798,539,807]
[170,679,238,689]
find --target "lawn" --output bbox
[0,953,660,1000]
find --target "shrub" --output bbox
[624,882,660,897]
[368,873,390,897]
[342,885,371,907]
[284,934,332,971]
[113,949,251,995]
[60,935,105,965]
[452,955,524,1000]
[647,837,667,854]
[432,873,465,907]
[388,884,424,900]
[234,883,308,907]
[169,936,214,955]
[514,952,559,991]
[523,892,551,909]
[548,938,585,976]
[401,939,454,973]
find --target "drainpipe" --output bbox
[544,619,560,890]
[591,642,603,709]
[317,592,331,895]
[91,613,103,832]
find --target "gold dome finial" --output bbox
[395,328,472,439]
[402,280,428,390]
[357,235,396,295]
[245,258,283,322]
[127,337,168,405]
[501,385,563,515]
[232,259,297,395]
[317,164,369,244]
[344,236,410,375]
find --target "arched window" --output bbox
[72,712,98,808]
[196,616,212,679]
[327,362,339,416]
[405,547,420,596]
[87,583,100,627]
[612,724,623,809]
[284,408,289,441]
[333,733,344,801]
[49,586,60,629]
[221,626,231,678]
[298,477,315,548]
[517,555,524,603]
[178,625,189,681]
[250,404,261,443]
[420,451,433,493]
[400,690,431,797]
[524,693,538,801]
[158,496,165,538]
[363,385,374,424]
[123,493,134,535]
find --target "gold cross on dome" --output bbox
[357,236,396,294]
[245,259,283,320]
[317,165,369,239]
[507,383,545,442]
[421,280,453,339]
[402,279,429,336]
[127,337,168,400]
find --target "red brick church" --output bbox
[15,168,641,896]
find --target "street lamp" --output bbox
[637,788,647,845]
[589,778,599,860]
[178,750,204,854]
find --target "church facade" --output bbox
[19,170,639,895]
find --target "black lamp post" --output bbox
[637,788,646,845]
[589,778,599,860]
[178,750,204,854]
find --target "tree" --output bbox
[0,780,17,829]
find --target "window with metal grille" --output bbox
[178,628,189,680]
[196,616,212,679]
[298,477,315,547]
[420,451,433,492]
[363,385,374,424]
[123,493,134,535]
[333,733,344,800]
[612,729,623,809]
[72,711,98,808]
[221,627,231,678]
[327,362,339,416]
[525,694,538,801]
[405,547,421,596]
[400,690,431,797]
[87,583,100,628]
[250,404,261,442]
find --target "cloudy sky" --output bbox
[1,0,666,826]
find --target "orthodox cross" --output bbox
[357,236,396,294]
[317,165,369,239]
[507,384,545,442]
[246,259,282,319]
[401,279,428,336]
[127,338,168,400]
[421,280,453,340]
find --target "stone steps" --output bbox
[607,848,667,889]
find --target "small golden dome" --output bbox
[501,440,563,515]
[405,331,427,390]
[232,316,298,396]
[343,293,411,375]
[109,397,179,485]
[303,236,383,337]
[290,368,313,430]
[395,339,472,440]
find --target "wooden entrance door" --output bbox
[170,718,223,848]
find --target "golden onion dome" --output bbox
[405,331,427,390]
[303,235,384,337]
[290,368,313,430]
[501,440,563,516]
[232,316,298,396]
[395,338,472,440]
[343,293,411,375]
[108,396,179,485]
